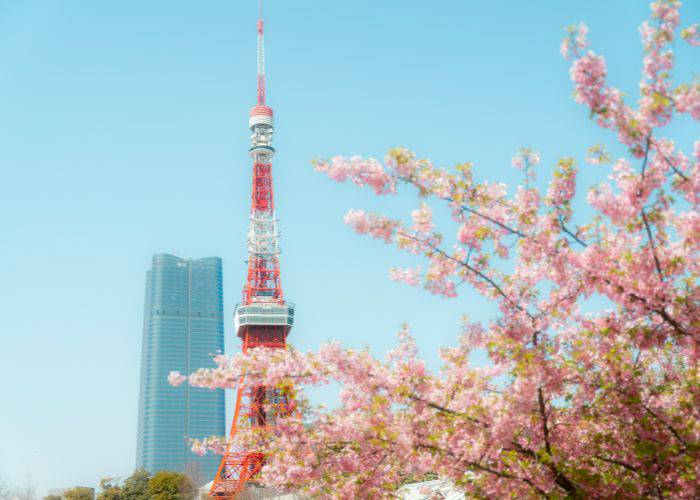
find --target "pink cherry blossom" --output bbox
[575,22,589,48]
[343,209,398,243]
[389,267,422,286]
[314,155,395,195]
[175,1,698,498]
[559,39,570,59]
[585,144,611,164]
[681,23,699,45]
[561,22,589,60]
[511,148,540,170]
[411,203,434,233]
[674,83,700,120]
[191,442,207,456]
[528,151,541,165]
[168,371,187,386]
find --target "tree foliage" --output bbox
[63,488,94,500]
[94,470,193,500]
[147,471,195,500]
[121,469,150,500]
[96,478,121,500]
[174,0,699,497]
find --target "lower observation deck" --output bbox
[234,301,294,338]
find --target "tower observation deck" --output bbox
[209,2,295,497]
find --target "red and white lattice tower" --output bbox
[209,3,295,497]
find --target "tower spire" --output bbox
[209,2,295,497]
[256,0,266,105]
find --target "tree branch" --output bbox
[557,214,588,247]
[641,208,664,281]
[593,455,640,475]
[408,394,484,425]
[612,387,691,452]
[660,153,689,182]
[397,175,527,238]
[538,388,580,496]
[414,443,549,498]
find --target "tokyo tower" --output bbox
[209,2,295,496]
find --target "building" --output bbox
[136,253,225,483]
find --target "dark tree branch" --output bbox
[538,388,580,496]
[396,175,526,238]
[635,137,665,282]
[660,153,689,182]
[627,292,690,336]
[593,455,640,475]
[407,394,484,425]
[612,387,691,452]
[414,443,549,498]
[641,208,664,281]
[558,214,588,247]
[400,232,519,310]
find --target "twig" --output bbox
[641,208,664,281]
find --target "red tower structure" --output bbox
[209,3,295,497]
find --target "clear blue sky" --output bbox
[0,0,697,495]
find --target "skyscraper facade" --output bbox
[137,253,225,482]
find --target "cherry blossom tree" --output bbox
[173,1,698,497]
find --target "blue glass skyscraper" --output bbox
[137,253,225,482]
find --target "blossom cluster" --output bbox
[174,1,698,497]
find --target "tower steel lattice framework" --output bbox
[210,3,295,497]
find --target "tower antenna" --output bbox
[256,0,266,105]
